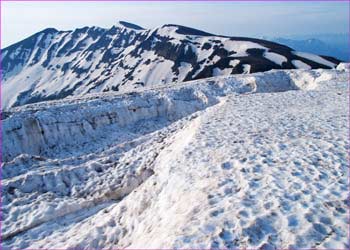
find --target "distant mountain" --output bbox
[1,21,340,109]
[266,34,349,61]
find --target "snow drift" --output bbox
[2,67,349,249]
[3,68,337,162]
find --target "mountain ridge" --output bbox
[1,21,341,109]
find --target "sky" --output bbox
[1,1,349,48]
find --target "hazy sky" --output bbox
[1,1,349,48]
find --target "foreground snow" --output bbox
[2,68,349,248]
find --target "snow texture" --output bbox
[2,67,349,249]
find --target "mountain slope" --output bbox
[2,21,341,109]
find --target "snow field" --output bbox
[2,67,349,248]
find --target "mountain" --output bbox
[2,66,349,248]
[267,37,349,61]
[1,21,341,109]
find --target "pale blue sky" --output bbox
[1,1,349,48]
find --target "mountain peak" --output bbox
[159,24,215,36]
[40,27,59,34]
[116,21,145,30]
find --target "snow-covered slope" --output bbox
[1,21,340,109]
[2,67,349,248]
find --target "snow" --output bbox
[292,51,336,68]
[223,40,266,57]
[229,59,240,67]
[123,54,140,68]
[242,64,251,74]
[134,59,175,86]
[264,51,287,65]
[2,68,349,248]
[212,67,232,77]
[2,66,43,108]
[292,60,312,70]
[212,55,221,63]
[177,62,192,81]
[27,34,53,64]
[336,62,350,72]
[196,37,215,62]
[155,26,183,45]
